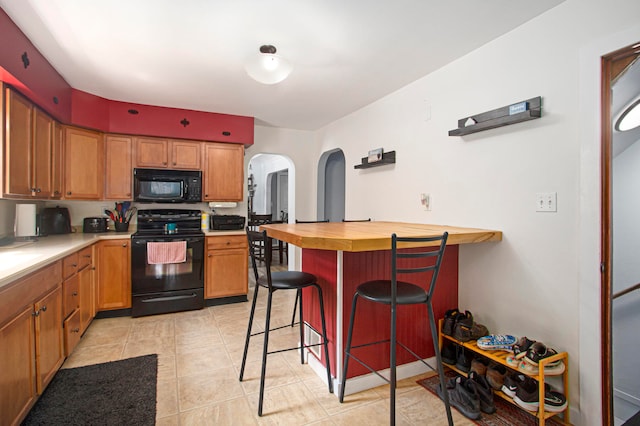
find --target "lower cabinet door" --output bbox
[205,248,248,298]
[34,286,64,393]
[0,307,36,425]
[63,309,82,357]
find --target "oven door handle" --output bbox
[140,293,199,303]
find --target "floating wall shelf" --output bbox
[354,151,396,169]
[449,96,542,136]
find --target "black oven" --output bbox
[131,209,205,317]
[134,168,202,203]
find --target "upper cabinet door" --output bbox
[104,135,133,200]
[135,137,169,168]
[170,140,201,170]
[4,88,33,197]
[63,127,104,200]
[51,122,64,199]
[32,108,53,198]
[203,143,244,201]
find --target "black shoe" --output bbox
[442,308,460,336]
[468,371,496,414]
[437,375,481,420]
[513,376,539,411]
[544,384,567,413]
[441,343,456,365]
[501,373,527,398]
[455,347,471,373]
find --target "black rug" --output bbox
[23,355,157,426]
[418,371,565,426]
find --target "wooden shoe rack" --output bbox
[437,319,570,425]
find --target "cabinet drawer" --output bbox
[78,246,93,270]
[62,252,79,279]
[207,235,247,250]
[62,275,80,319]
[0,261,61,327]
[63,309,82,356]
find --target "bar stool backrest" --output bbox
[391,232,449,303]
[246,228,274,289]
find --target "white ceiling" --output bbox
[1,0,564,130]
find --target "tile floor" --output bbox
[62,269,472,425]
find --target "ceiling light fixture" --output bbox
[615,98,640,132]
[245,45,292,85]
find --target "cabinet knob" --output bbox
[36,188,41,193]
[83,254,91,258]
[122,243,128,247]
[72,263,77,268]
[205,194,208,198]
[127,193,131,196]
[72,292,78,296]
[41,305,47,312]
[207,254,212,257]
[67,191,72,195]
[163,162,167,165]
[54,190,60,195]
[173,162,177,166]
[72,328,80,333]
[32,310,40,317]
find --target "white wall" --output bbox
[248,154,290,215]
[295,1,636,424]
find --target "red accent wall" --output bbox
[0,9,254,145]
[71,90,253,144]
[302,246,459,379]
[0,9,72,122]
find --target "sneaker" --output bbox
[513,336,536,359]
[470,357,489,376]
[455,347,471,373]
[468,371,496,414]
[437,376,481,420]
[544,385,568,413]
[485,363,507,390]
[501,373,527,398]
[519,359,566,376]
[476,334,517,350]
[524,342,559,365]
[505,354,520,368]
[442,308,460,336]
[513,376,539,411]
[441,343,456,365]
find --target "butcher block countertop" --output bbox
[260,221,502,252]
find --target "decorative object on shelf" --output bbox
[354,150,396,169]
[367,148,384,163]
[449,96,542,136]
[245,44,293,85]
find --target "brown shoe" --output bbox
[470,357,489,376]
[485,363,507,391]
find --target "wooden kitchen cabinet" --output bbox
[104,135,133,199]
[97,239,131,310]
[205,235,248,299]
[202,142,244,201]
[62,245,96,355]
[63,126,104,200]
[135,137,201,170]
[51,121,64,199]
[0,262,63,425]
[3,87,54,198]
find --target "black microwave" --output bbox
[134,168,202,203]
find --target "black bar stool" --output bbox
[339,232,453,426]
[240,229,333,416]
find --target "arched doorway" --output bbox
[317,149,345,222]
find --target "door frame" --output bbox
[600,41,640,426]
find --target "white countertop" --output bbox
[0,229,246,289]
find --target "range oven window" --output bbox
[145,246,194,278]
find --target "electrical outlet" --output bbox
[536,192,557,212]
[420,193,431,211]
